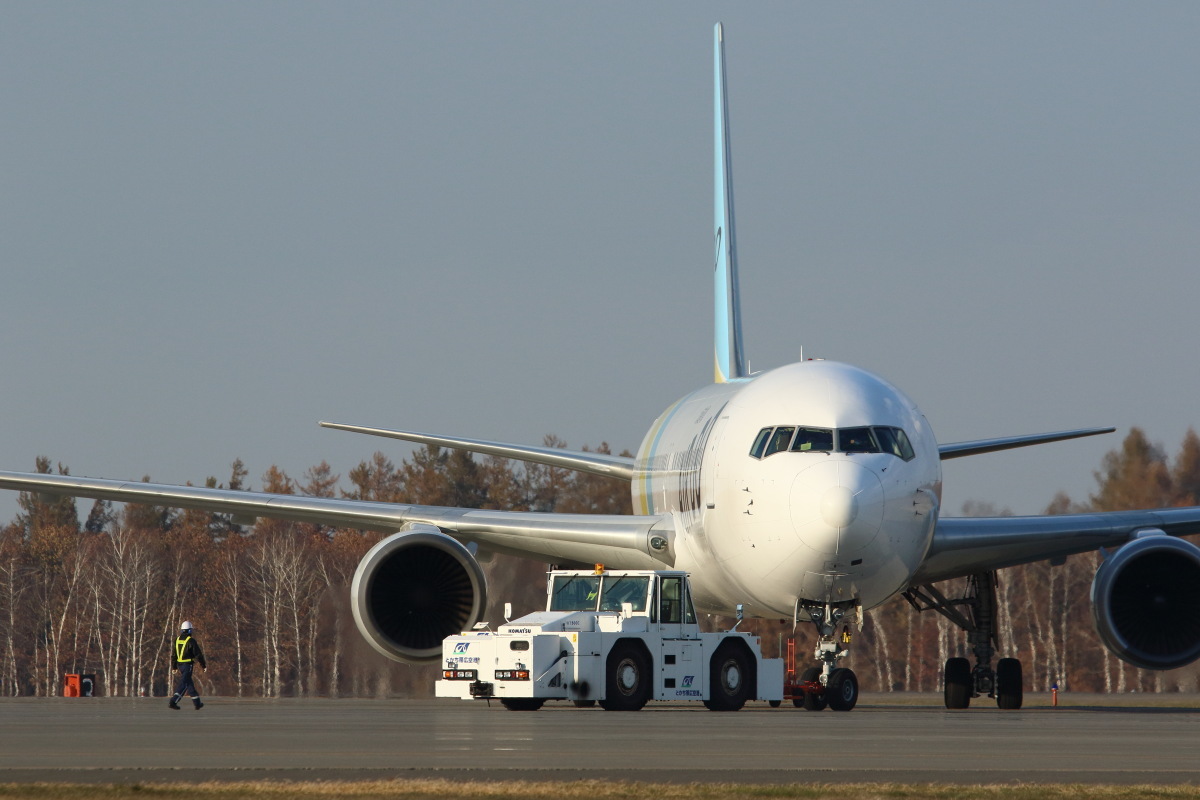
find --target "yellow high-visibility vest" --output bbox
[175,636,193,663]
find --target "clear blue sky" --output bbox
[3,2,1199,524]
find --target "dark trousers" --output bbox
[174,663,199,698]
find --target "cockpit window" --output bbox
[751,425,914,461]
[790,427,834,452]
[875,426,916,461]
[763,427,795,457]
[838,427,879,454]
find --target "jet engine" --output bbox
[1091,533,1200,670]
[351,525,488,663]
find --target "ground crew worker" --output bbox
[169,621,207,710]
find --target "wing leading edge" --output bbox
[319,422,635,480]
[938,426,1115,460]
[915,506,1200,585]
[0,470,671,568]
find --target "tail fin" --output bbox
[713,22,748,383]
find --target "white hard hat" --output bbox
[181,621,193,630]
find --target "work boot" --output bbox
[193,698,204,710]
[168,696,180,710]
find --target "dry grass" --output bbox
[1,781,1199,800]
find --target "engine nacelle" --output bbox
[1091,533,1200,670]
[351,525,488,663]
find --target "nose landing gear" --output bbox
[785,602,862,711]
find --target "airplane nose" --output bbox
[789,459,884,557]
[820,485,857,529]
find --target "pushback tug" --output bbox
[436,566,794,711]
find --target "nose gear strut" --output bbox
[790,600,863,711]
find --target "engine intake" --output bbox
[351,526,487,663]
[1091,533,1200,670]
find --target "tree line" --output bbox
[0,440,625,698]
[1,429,1198,698]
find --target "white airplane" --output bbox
[3,23,1200,711]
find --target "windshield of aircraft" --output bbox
[548,574,651,612]
[750,425,914,461]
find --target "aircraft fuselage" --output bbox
[633,359,942,618]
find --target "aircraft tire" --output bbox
[826,668,858,711]
[600,642,651,711]
[995,658,1023,710]
[944,657,972,709]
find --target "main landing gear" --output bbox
[903,571,1024,710]
[785,603,861,711]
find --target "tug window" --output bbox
[659,577,683,623]
[599,576,650,612]
[684,584,697,625]
[658,577,696,625]
[549,575,601,611]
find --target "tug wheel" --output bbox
[600,642,651,711]
[705,643,752,711]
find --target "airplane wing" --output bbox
[912,506,1200,585]
[0,469,671,568]
[318,422,636,480]
[938,426,1115,460]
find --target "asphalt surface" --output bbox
[1,694,1198,785]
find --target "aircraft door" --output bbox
[703,413,730,508]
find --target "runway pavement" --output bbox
[1,694,1197,785]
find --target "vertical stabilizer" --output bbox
[713,22,748,383]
